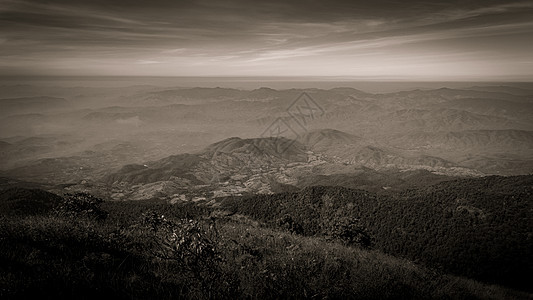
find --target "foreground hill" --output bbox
[220,175,533,292]
[0,187,62,216]
[0,186,530,299]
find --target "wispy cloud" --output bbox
[1,0,532,79]
[136,60,163,65]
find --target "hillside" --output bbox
[99,131,485,201]
[389,129,533,174]
[220,175,533,292]
[0,186,529,299]
[439,98,533,121]
[298,129,458,170]
[203,136,307,162]
[298,129,363,149]
[392,129,533,151]
[0,187,62,216]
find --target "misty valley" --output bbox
[1,81,532,299]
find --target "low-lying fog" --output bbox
[1,78,532,190]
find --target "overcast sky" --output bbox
[1,0,532,79]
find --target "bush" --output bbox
[140,211,220,265]
[325,216,371,248]
[276,214,304,234]
[55,192,108,220]
[132,210,224,295]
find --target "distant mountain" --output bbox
[465,85,533,96]
[390,87,526,102]
[392,129,533,152]
[135,87,301,105]
[328,87,372,98]
[129,87,367,109]
[105,153,205,185]
[106,137,306,186]
[0,113,50,137]
[3,85,531,198]
[381,108,518,132]
[387,129,533,175]
[81,104,208,124]
[103,127,482,193]
[436,98,533,122]
[0,96,69,106]
[0,96,69,116]
[4,156,97,183]
[246,87,300,101]
[0,140,11,150]
[298,129,362,149]
[97,129,486,202]
[299,128,455,169]
[457,155,533,176]
[337,145,454,169]
[203,136,306,161]
[145,87,244,102]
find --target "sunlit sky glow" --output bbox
[1,0,533,80]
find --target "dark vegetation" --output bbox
[295,169,454,193]
[0,176,531,299]
[0,188,62,216]
[221,175,533,292]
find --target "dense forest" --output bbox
[0,175,531,298]
[221,175,533,292]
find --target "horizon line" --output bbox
[1,75,532,83]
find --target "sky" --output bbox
[1,0,533,80]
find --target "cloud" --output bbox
[0,0,532,79]
[136,60,163,64]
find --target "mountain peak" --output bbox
[299,129,362,148]
[203,136,306,160]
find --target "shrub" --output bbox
[276,214,304,234]
[135,210,224,295]
[55,192,108,220]
[325,216,371,248]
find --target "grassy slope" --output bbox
[220,175,533,291]
[0,204,530,299]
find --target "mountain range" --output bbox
[0,84,531,199]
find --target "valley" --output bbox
[2,83,531,200]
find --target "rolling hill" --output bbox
[219,175,533,292]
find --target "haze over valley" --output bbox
[1,81,532,199]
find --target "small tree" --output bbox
[276,214,304,235]
[324,215,371,248]
[139,210,223,292]
[55,192,108,220]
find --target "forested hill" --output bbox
[220,175,533,292]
